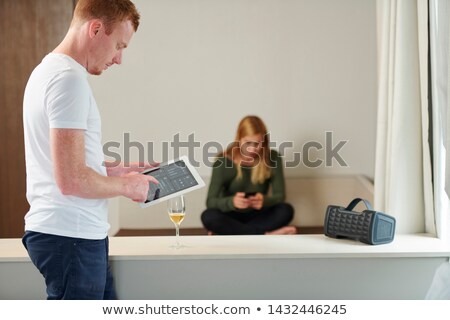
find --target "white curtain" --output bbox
[423,0,450,300]
[430,0,450,240]
[375,0,434,234]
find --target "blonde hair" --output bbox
[221,115,272,184]
[72,0,140,34]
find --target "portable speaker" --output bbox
[324,198,396,245]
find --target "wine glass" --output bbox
[167,195,186,249]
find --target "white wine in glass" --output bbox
[167,195,185,249]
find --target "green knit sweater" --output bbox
[206,149,286,212]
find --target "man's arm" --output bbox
[104,160,158,177]
[51,128,157,202]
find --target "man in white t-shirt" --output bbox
[22,0,156,300]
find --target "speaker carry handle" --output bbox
[345,198,373,211]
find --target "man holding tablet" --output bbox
[22,0,157,299]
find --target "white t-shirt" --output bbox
[23,53,109,239]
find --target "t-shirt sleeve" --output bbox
[46,70,90,130]
[206,158,235,212]
[263,150,286,207]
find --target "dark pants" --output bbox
[201,203,294,235]
[22,231,116,300]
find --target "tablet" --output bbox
[139,156,205,207]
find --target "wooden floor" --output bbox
[115,226,323,236]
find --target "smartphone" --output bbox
[244,192,257,198]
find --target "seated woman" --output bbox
[201,115,296,235]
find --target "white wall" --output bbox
[88,0,378,229]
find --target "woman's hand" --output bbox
[233,192,250,209]
[248,193,264,210]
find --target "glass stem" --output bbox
[175,224,180,247]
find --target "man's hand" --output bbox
[233,192,250,209]
[105,161,159,177]
[121,171,159,202]
[248,193,264,210]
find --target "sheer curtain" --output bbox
[423,0,450,300]
[429,0,450,240]
[375,0,433,234]
[376,0,450,300]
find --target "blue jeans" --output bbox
[22,231,116,300]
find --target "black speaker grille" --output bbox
[326,207,372,240]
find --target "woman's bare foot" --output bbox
[265,226,297,235]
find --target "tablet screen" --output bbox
[143,159,199,203]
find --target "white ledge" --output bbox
[1,234,449,262]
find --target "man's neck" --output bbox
[53,27,88,70]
